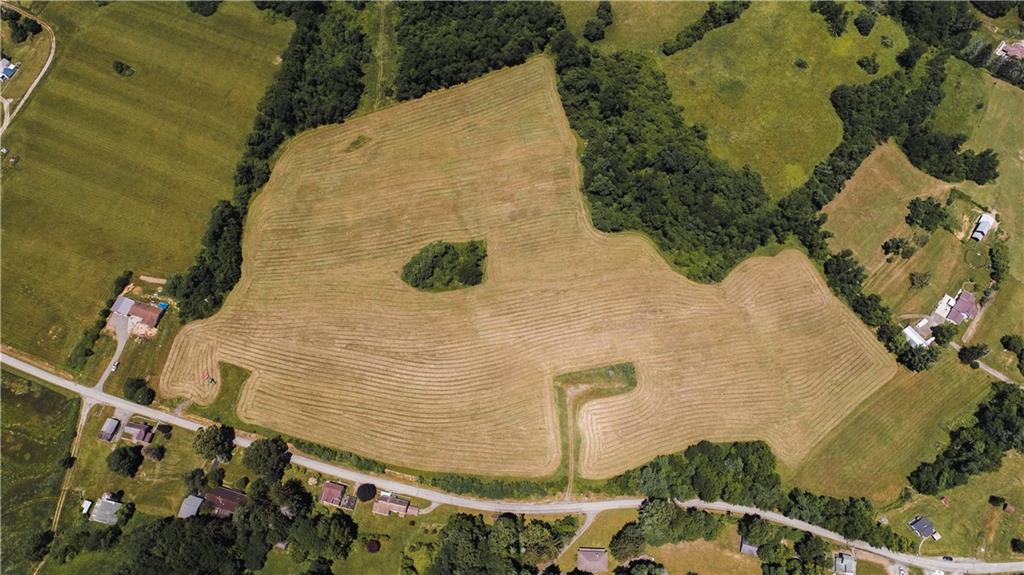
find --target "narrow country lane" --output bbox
[4,351,1024,574]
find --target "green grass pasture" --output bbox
[787,355,993,504]
[561,1,708,54]
[0,2,292,364]
[1,370,79,575]
[661,2,908,198]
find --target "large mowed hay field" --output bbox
[661,1,908,198]
[161,59,897,479]
[0,2,292,364]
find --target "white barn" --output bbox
[971,213,996,241]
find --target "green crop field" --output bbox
[1,370,79,575]
[0,2,292,365]
[661,1,908,198]
[786,355,994,504]
[888,453,1024,561]
[560,0,708,53]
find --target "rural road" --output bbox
[0,2,56,136]
[5,351,1024,574]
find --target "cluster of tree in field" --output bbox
[1002,334,1024,376]
[168,1,368,322]
[401,240,487,291]
[424,513,578,574]
[737,514,833,575]
[66,270,133,370]
[810,0,850,37]
[582,0,613,42]
[607,440,913,552]
[902,127,999,184]
[1,9,43,43]
[393,1,565,100]
[551,30,777,281]
[185,0,221,17]
[609,499,722,563]
[661,1,750,55]
[909,382,1024,494]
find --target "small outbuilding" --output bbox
[833,552,856,574]
[908,516,939,539]
[98,417,121,441]
[902,325,932,348]
[996,40,1024,59]
[971,213,996,241]
[90,494,123,526]
[576,547,609,574]
[740,538,760,557]
[178,495,204,519]
[320,481,347,507]
[339,495,357,511]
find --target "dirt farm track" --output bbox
[161,59,897,479]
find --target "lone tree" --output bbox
[124,377,156,406]
[355,483,377,502]
[242,436,291,481]
[958,344,989,365]
[185,0,221,17]
[930,323,958,346]
[193,425,235,462]
[107,445,144,477]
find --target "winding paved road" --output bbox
[0,2,56,136]
[4,351,1024,573]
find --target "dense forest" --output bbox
[401,240,487,291]
[393,2,565,100]
[168,1,368,321]
[909,383,1024,494]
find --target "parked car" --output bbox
[111,361,120,372]
[942,556,953,561]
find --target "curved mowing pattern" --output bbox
[161,59,896,479]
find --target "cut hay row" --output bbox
[161,59,896,479]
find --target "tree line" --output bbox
[168,1,369,322]
[607,440,913,552]
[661,1,750,55]
[1,9,43,43]
[909,382,1024,494]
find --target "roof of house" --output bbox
[129,301,164,328]
[372,494,417,516]
[112,295,135,316]
[576,547,609,573]
[90,498,123,525]
[947,290,979,325]
[972,213,996,240]
[206,486,246,517]
[999,41,1024,58]
[320,482,346,506]
[124,421,154,443]
[909,516,936,537]
[0,58,9,68]
[178,495,204,518]
[834,552,856,574]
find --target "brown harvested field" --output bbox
[823,142,953,276]
[161,58,896,479]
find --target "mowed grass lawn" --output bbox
[0,2,292,365]
[1,370,79,575]
[786,355,993,504]
[661,2,908,198]
[887,453,1024,561]
[560,0,708,54]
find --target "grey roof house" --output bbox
[178,495,204,519]
[576,547,609,574]
[90,494,123,525]
[833,552,856,574]
[909,516,936,538]
[98,417,121,441]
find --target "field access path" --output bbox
[4,352,1024,574]
[0,1,56,136]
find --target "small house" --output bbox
[123,421,154,444]
[833,552,856,574]
[112,295,166,328]
[339,495,357,511]
[178,495,204,519]
[946,290,978,325]
[89,493,123,526]
[98,417,121,441]
[996,40,1024,59]
[371,493,419,517]
[576,547,609,574]
[0,59,16,82]
[206,486,246,518]
[908,516,940,540]
[320,481,347,507]
[971,213,996,241]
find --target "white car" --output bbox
[110,361,120,372]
